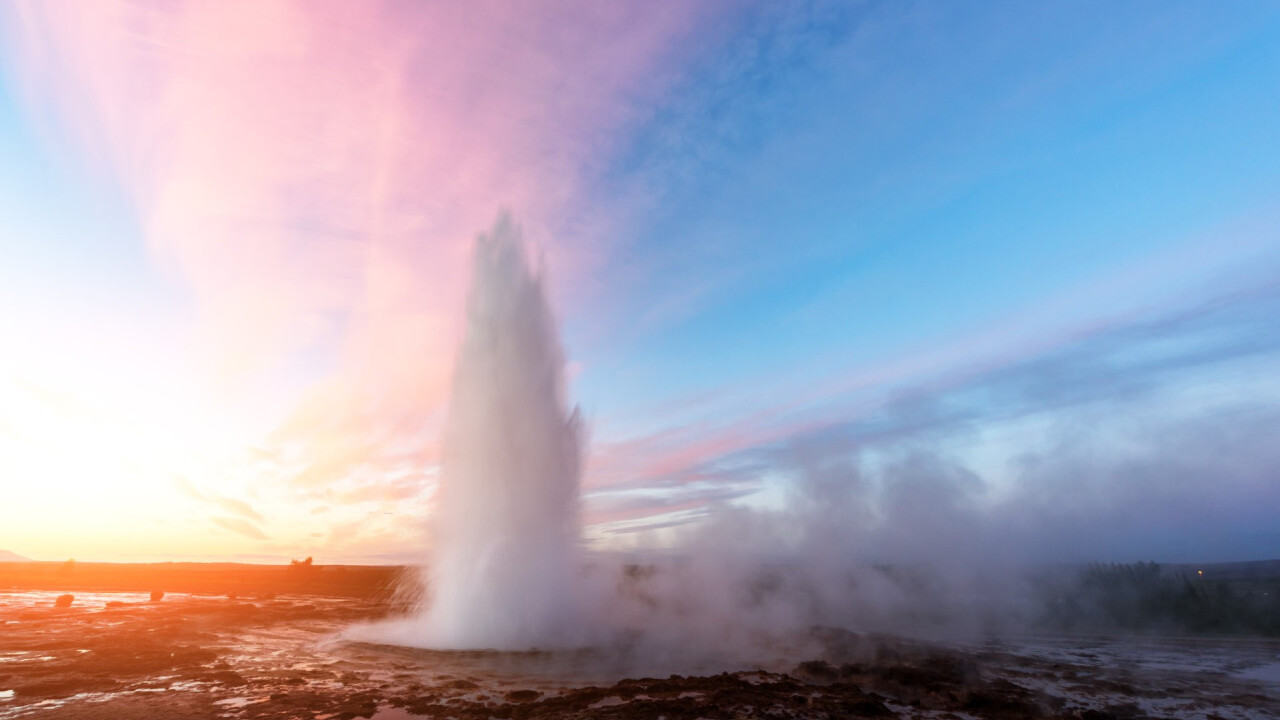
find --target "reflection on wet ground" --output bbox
[0,590,1277,719]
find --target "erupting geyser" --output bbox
[391,213,583,650]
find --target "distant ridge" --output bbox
[1169,558,1280,581]
[0,549,31,562]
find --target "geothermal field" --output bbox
[3,217,1279,720]
[2,562,1279,719]
[4,3,1280,720]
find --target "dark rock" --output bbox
[150,590,164,602]
[208,670,247,686]
[1080,702,1149,720]
[54,594,73,608]
[795,660,841,684]
[838,696,894,716]
[504,689,541,703]
[16,674,117,698]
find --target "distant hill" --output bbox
[0,549,31,562]
[1170,559,1280,581]
[0,561,404,598]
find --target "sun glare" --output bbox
[0,354,277,560]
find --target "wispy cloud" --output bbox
[211,516,269,541]
[176,476,264,523]
[2,1,720,507]
[585,278,1280,558]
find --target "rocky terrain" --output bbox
[1,566,1278,719]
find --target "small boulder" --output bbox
[793,660,839,684]
[54,593,74,608]
[207,670,247,686]
[150,590,164,602]
[504,689,542,703]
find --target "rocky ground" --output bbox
[1,589,1277,720]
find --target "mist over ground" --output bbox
[348,239,1280,656]
[558,280,1280,653]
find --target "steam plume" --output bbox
[356,213,583,650]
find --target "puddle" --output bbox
[213,696,270,708]
[364,707,429,720]
[1236,661,1280,685]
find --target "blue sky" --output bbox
[575,2,1280,418]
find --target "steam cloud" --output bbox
[575,282,1280,653]
[350,217,1280,658]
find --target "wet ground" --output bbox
[1,590,1277,719]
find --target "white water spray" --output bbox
[380,213,583,650]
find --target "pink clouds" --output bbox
[4,1,716,508]
[9,0,708,359]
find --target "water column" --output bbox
[420,213,583,650]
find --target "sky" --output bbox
[0,1,1278,564]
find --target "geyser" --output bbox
[400,213,583,650]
